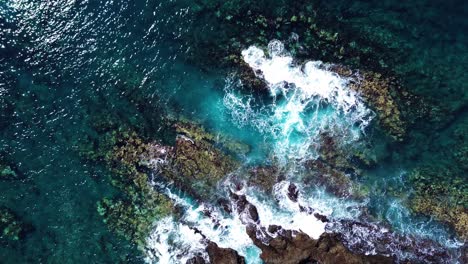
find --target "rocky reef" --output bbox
[188,242,247,264]
[81,128,174,248]
[301,132,375,198]
[79,116,465,263]
[0,163,19,181]
[0,158,22,181]
[409,167,468,240]
[157,122,241,198]
[403,117,468,241]
[187,1,458,146]
[83,120,247,250]
[187,0,393,73]
[246,166,281,193]
[228,182,451,264]
[329,65,406,141]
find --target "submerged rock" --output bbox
[408,167,468,240]
[301,132,370,199]
[0,164,19,181]
[329,65,406,141]
[0,159,22,181]
[93,121,246,249]
[304,159,356,198]
[247,166,281,193]
[94,131,174,247]
[0,207,33,241]
[333,220,451,263]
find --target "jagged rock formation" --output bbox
[246,224,393,264]
[186,242,246,264]
[206,242,246,264]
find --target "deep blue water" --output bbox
[0,0,466,263]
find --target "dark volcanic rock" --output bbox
[206,242,246,264]
[287,183,299,202]
[313,212,329,223]
[230,192,259,223]
[246,225,394,264]
[185,242,246,264]
[186,255,207,264]
[237,60,269,94]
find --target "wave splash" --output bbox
[145,178,367,264]
[143,41,461,264]
[224,40,374,162]
[145,180,261,264]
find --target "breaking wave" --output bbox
[143,40,462,264]
[145,179,368,264]
[224,40,374,162]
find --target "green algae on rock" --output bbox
[80,129,175,248]
[186,1,345,68]
[409,167,468,240]
[158,121,242,198]
[329,65,406,141]
[247,166,281,193]
[88,120,245,248]
[0,154,22,181]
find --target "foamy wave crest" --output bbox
[145,179,459,263]
[145,179,367,263]
[235,182,327,240]
[224,40,374,162]
[145,217,208,263]
[146,182,261,264]
[233,181,366,240]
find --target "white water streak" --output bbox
[225,40,373,162]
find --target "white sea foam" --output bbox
[384,199,463,249]
[144,40,459,264]
[237,181,365,240]
[145,179,458,264]
[146,182,261,264]
[224,40,373,162]
[146,179,366,263]
[242,182,327,239]
[145,217,207,264]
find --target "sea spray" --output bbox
[145,173,461,263]
[145,179,369,263]
[379,199,462,250]
[231,182,327,240]
[143,40,463,263]
[147,180,262,264]
[224,40,374,163]
[145,217,208,263]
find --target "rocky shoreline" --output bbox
[82,116,462,263]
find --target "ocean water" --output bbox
[0,0,466,263]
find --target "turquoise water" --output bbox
[0,0,466,263]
